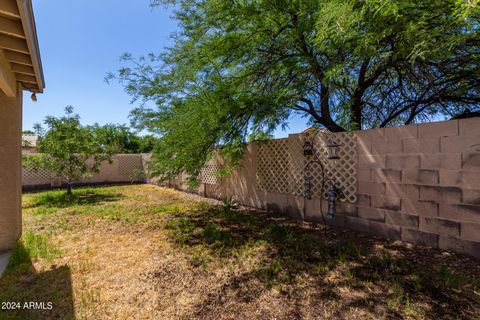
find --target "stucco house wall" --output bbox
[0,0,45,251]
[0,85,22,251]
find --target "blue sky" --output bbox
[23,0,308,138]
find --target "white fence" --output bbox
[22,154,148,189]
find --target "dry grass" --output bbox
[0,184,479,319]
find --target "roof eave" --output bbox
[16,0,44,93]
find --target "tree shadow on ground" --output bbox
[0,244,74,320]
[162,206,480,320]
[24,188,123,209]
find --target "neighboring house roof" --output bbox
[301,127,329,134]
[22,133,37,148]
[0,0,45,97]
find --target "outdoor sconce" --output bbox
[304,175,313,200]
[303,140,314,156]
[327,141,340,160]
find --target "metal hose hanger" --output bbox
[303,128,328,233]
[302,128,343,234]
[304,158,328,233]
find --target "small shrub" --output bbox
[222,195,239,209]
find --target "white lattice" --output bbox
[22,154,147,186]
[256,131,357,203]
[256,139,290,194]
[118,155,144,177]
[311,131,358,203]
[199,159,221,185]
[288,135,306,196]
[22,162,53,186]
[295,132,331,199]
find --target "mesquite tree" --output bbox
[110,0,480,179]
[89,123,156,154]
[25,106,111,194]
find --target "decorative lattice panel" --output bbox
[256,131,357,203]
[311,131,358,203]
[288,135,306,196]
[23,154,148,186]
[199,158,221,185]
[256,139,290,194]
[302,133,326,199]
[117,155,144,177]
[22,162,53,186]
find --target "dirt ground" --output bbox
[0,184,479,320]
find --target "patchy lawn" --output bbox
[0,185,479,319]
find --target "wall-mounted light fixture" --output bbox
[327,140,340,160]
[303,140,314,156]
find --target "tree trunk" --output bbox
[66,182,72,195]
[319,85,346,132]
[350,60,368,131]
[350,109,362,131]
[320,118,346,133]
[350,97,363,131]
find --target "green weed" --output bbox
[165,217,197,245]
[30,206,59,216]
[203,222,234,245]
[94,205,144,223]
[439,266,463,289]
[189,245,211,268]
[5,231,59,274]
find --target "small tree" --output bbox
[25,106,111,195]
[89,123,156,154]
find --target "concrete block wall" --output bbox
[170,118,480,258]
[88,154,146,184]
[334,118,480,257]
